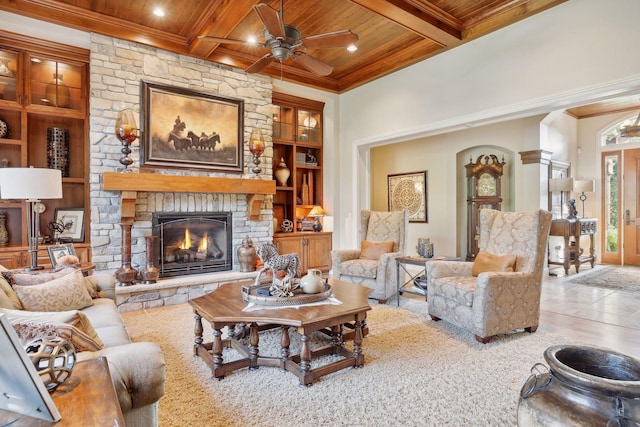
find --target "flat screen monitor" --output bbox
[0,313,61,423]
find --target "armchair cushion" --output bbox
[360,240,395,260]
[431,276,477,307]
[471,251,517,276]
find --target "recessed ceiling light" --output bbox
[347,44,358,52]
[247,36,257,44]
[153,7,165,17]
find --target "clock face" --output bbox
[477,173,497,197]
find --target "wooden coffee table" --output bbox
[188,278,371,386]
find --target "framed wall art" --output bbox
[53,208,85,243]
[388,171,428,223]
[140,81,244,173]
[47,243,77,268]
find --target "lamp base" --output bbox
[313,218,323,232]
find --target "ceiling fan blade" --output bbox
[197,35,260,46]
[293,52,334,76]
[246,53,276,74]
[301,30,359,49]
[254,3,285,39]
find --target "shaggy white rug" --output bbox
[122,300,572,427]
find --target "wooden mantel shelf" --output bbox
[102,172,276,194]
[102,172,276,220]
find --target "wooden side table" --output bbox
[0,357,124,426]
[395,256,459,306]
[548,218,597,275]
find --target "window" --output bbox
[602,115,640,145]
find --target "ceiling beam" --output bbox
[349,0,462,47]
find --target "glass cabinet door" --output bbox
[273,104,294,140]
[0,48,19,103]
[27,55,83,111]
[297,109,321,145]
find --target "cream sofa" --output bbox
[0,268,165,427]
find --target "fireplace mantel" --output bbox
[102,172,276,221]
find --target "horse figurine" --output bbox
[254,243,301,297]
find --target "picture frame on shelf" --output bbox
[47,243,77,268]
[140,81,244,173]
[388,170,428,223]
[53,208,85,243]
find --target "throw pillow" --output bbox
[0,307,104,348]
[10,319,104,352]
[471,251,517,277]
[0,274,22,309]
[360,240,395,260]
[14,270,94,312]
[2,267,77,287]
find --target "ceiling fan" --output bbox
[198,0,358,76]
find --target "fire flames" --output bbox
[179,229,208,254]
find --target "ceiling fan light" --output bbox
[347,44,358,52]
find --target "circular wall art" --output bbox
[388,171,427,222]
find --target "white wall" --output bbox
[337,0,640,250]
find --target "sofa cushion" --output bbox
[81,299,132,347]
[0,307,105,348]
[2,266,100,298]
[10,319,104,351]
[471,251,517,277]
[340,258,379,279]
[431,276,477,307]
[14,270,93,312]
[360,240,394,260]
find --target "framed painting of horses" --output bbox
[140,81,244,172]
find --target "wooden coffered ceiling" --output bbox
[0,0,567,93]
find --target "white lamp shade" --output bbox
[549,177,574,192]
[322,216,334,233]
[574,179,595,193]
[0,168,63,200]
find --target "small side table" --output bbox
[396,256,459,306]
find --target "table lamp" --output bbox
[574,179,595,218]
[549,177,574,219]
[307,206,327,232]
[0,168,63,270]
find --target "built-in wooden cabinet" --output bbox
[271,92,324,231]
[0,31,90,264]
[273,232,332,274]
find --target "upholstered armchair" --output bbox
[426,209,552,343]
[331,210,409,303]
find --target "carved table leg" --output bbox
[280,326,290,370]
[193,312,203,355]
[300,334,311,379]
[353,319,364,368]
[249,322,259,370]
[212,327,224,379]
[331,324,343,355]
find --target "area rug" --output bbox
[565,266,640,292]
[122,301,572,427]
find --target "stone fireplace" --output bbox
[153,211,232,277]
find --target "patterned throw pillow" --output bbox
[2,267,77,287]
[10,319,103,352]
[0,307,104,349]
[471,251,517,277]
[360,240,395,260]
[14,270,94,312]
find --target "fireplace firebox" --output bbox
[152,212,232,278]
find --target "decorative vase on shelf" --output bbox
[274,157,290,186]
[45,73,70,108]
[140,236,160,284]
[301,174,310,205]
[0,212,8,246]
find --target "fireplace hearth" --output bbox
[153,212,232,278]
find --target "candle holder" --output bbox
[248,128,265,178]
[115,108,139,171]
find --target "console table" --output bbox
[548,218,597,275]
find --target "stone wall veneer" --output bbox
[89,34,274,279]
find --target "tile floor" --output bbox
[539,265,640,358]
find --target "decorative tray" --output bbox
[241,281,332,306]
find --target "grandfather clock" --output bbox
[466,154,506,261]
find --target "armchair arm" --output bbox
[426,261,473,283]
[377,251,402,293]
[330,249,361,276]
[78,342,166,411]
